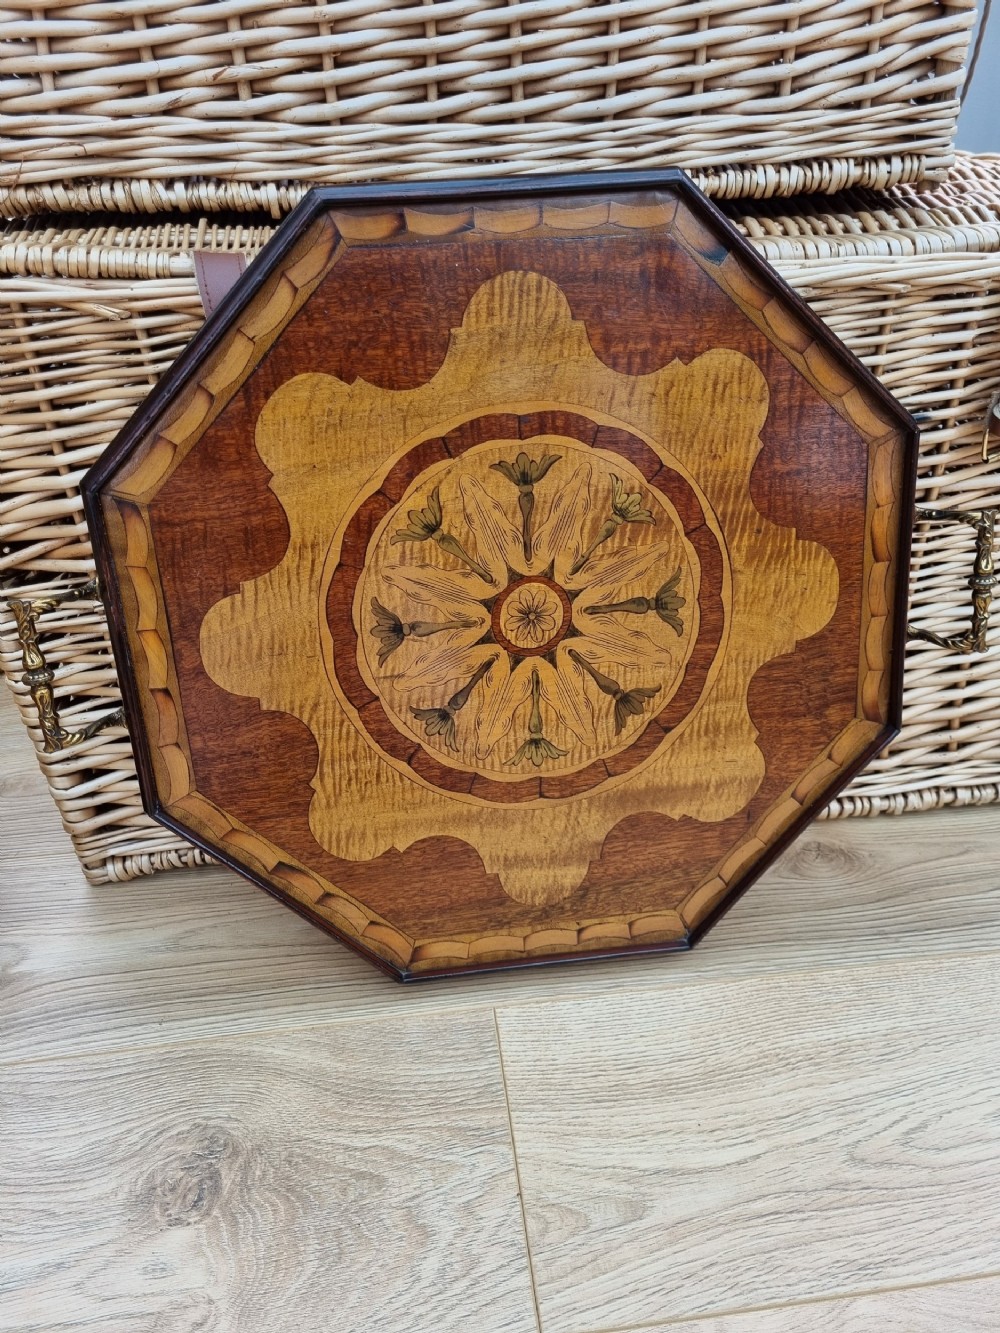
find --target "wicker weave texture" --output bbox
[0,0,976,214]
[0,597,213,881]
[2,154,1000,881]
[732,162,1000,814]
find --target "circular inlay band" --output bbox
[326,409,727,804]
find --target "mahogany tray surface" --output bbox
[84,172,917,980]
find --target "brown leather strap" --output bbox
[193,250,247,318]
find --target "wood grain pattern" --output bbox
[601,1275,1000,1332]
[84,176,915,977]
[495,955,1000,1332]
[0,1010,537,1333]
[4,688,1000,1331]
[3,691,1000,1062]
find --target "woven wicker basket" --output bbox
[3,153,1000,883]
[0,0,977,215]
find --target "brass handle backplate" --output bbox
[907,507,997,654]
[9,577,125,753]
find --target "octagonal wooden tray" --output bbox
[83,171,917,980]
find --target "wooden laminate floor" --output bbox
[2,687,1000,1332]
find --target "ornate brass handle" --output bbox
[907,507,997,653]
[9,577,125,753]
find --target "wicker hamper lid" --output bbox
[0,0,978,215]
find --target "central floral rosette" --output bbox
[493,577,571,655]
[355,433,701,784]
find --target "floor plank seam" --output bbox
[571,1267,1000,1333]
[493,1007,545,1333]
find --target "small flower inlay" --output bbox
[504,585,557,646]
[493,577,570,656]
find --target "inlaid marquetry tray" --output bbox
[83,173,916,979]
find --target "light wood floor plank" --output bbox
[595,1274,1000,1332]
[495,955,1000,1333]
[5,689,1000,1062]
[0,1011,537,1333]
